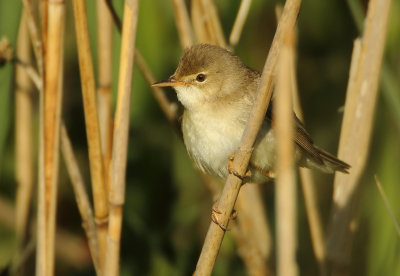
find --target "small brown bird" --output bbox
[153,44,350,183]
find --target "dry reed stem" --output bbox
[201,0,226,47]
[13,79,32,273]
[22,0,43,75]
[274,5,328,275]
[191,0,211,44]
[36,1,65,275]
[72,0,109,268]
[194,1,302,275]
[191,0,226,47]
[172,0,194,49]
[233,184,272,276]
[229,0,252,48]
[104,1,139,275]
[348,0,400,132]
[15,54,101,273]
[15,58,42,90]
[12,59,41,92]
[292,64,327,276]
[13,11,34,275]
[36,50,46,276]
[97,0,114,195]
[326,0,392,272]
[374,176,400,237]
[6,50,105,275]
[15,12,34,245]
[275,30,297,276]
[40,0,48,77]
[60,124,101,274]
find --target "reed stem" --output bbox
[104,1,139,275]
[72,0,109,269]
[36,1,65,274]
[326,0,392,272]
[274,29,297,276]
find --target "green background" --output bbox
[1,0,399,275]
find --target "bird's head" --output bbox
[153,44,256,111]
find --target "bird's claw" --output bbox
[249,163,275,179]
[211,207,227,231]
[211,202,238,231]
[228,154,251,180]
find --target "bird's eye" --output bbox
[196,73,206,82]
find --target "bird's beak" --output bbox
[152,77,185,87]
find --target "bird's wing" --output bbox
[293,116,324,164]
[264,101,324,165]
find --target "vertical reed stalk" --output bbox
[13,12,34,276]
[37,8,47,261]
[40,0,48,68]
[15,11,34,246]
[326,0,392,273]
[200,0,226,47]
[195,1,302,275]
[191,0,226,47]
[104,1,139,275]
[171,0,194,49]
[36,0,65,274]
[72,0,109,269]
[274,6,327,275]
[275,30,297,276]
[97,0,114,195]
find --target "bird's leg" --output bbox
[266,171,275,178]
[211,201,238,231]
[227,154,251,180]
[249,163,276,179]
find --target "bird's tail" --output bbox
[315,147,350,174]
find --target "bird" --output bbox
[153,43,350,183]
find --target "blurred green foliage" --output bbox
[0,0,399,275]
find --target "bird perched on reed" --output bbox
[153,44,350,183]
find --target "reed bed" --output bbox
[0,0,398,275]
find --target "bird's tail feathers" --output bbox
[315,147,350,174]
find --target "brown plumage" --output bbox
[153,44,350,182]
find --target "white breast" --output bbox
[182,110,245,178]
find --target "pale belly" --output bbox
[182,112,244,178]
[182,111,279,181]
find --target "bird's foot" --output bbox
[262,170,275,178]
[211,202,237,231]
[249,163,275,179]
[228,154,251,180]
